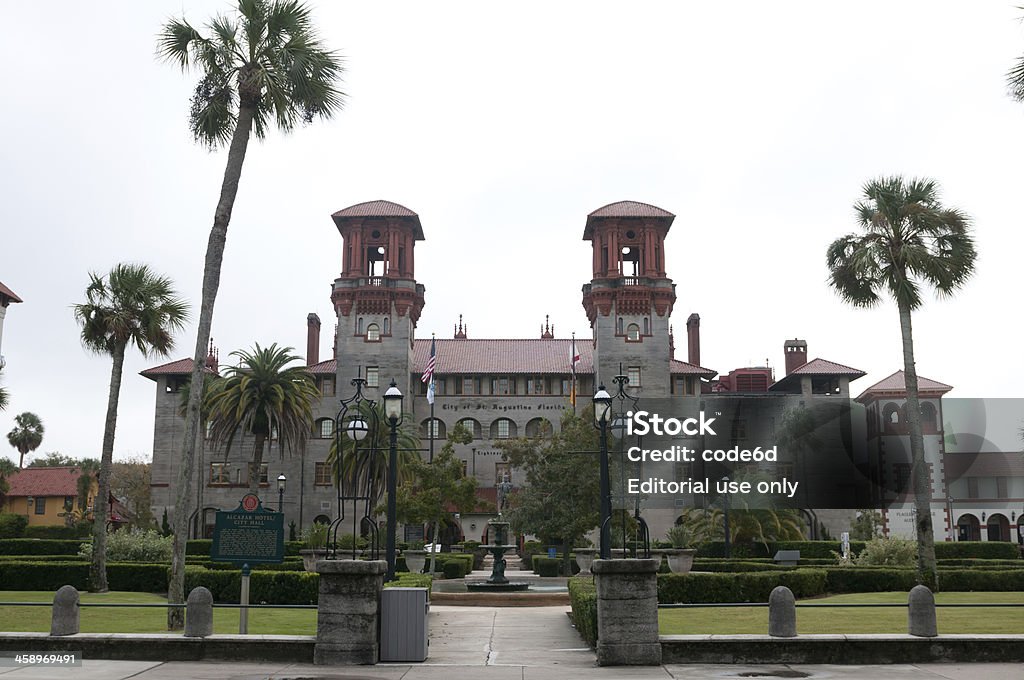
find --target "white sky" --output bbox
[2,1,1023,464]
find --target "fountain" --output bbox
[465,516,529,592]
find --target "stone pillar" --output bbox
[315,560,386,665]
[908,584,937,637]
[185,586,214,638]
[592,558,661,666]
[768,586,797,637]
[50,585,79,636]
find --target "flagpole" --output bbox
[429,333,435,463]
[571,332,577,416]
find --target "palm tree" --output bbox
[0,375,8,411]
[73,263,188,593]
[158,1,344,629]
[827,176,976,589]
[205,343,318,494]
[6,412,44,469]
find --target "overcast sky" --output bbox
[2,1,1023,465]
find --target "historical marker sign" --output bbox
[211,494,284,565]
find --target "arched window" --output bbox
[626,323,640,341]
[525,417,552,439]
[882,402,901,434]
[356,318,364,335]
[616,317,623,334]
[643,317,649,335]
[383,318,390,335]
[366,323,380,341]
[490,418,517,440]
[421,418,445,439]
[457,418,482,439]
[313,514,331,525]
[920,402,938,434]
[316,418,334,439]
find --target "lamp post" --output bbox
[383,379,404,582]
[722,476,731,559]
[277,474,286,514]
[593,385,612,559]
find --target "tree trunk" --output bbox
[248,434,267,495]
[898,300,938,590]
[428,516,440,575]
[89,342,126,593]
[167,104,255,630]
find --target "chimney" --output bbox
[306,313,321,366]
[784,339,807,375]
[686,313,701,366]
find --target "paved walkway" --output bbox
[0,606,1020,679]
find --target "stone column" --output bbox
[315,560,386,665]
[185,586,214,638]
[768,586,797,637]
[592,558,661,666]
[50,585,79,636]
[908,584,937,637]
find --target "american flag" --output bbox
[422,336,437,404]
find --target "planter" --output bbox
[299,548,328,572]
[664,548,697,574]
[574,548,596,575]
[404,550,427,574]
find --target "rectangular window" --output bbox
[967,476,979,499]
[896,464,913,495]
[318,419,334,439]
[210,463,230,484]
[314,462,332,486]
[425,419,442,439]
[462,377,476,395]
[366,367,379,388]
[997,476,1008,499]
[34,497,46,515]
[560,378,570,395]
[249,463,269,486]
[497,420,511,439]
[495,462,511,484]
[461,461,468,477]
[321,377,335,397]
[491,376,514,395]
[627,366,641,388]
[731,419,747,441]
[435,378,446,396]
[205,420,213,440]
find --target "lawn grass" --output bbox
[0,591,316,635]
[659,591,1024,635]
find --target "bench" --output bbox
[773,550,800,566]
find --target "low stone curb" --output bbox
[0,633,315,663]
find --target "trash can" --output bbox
[547,547,557,559]
[380,587,429,662]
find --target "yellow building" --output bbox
[2,467,95,526]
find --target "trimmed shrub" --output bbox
[852,537,916,567]
[0,513,28,538]
[691,559,791,573]
[107,563,170,592]
[696,541,869,559]
[183,566,318,604]
[386,573,433,590]
[935,542,1020,560]
[24,525,91,539]
[938,559,1024,568]
[0,560,168,592]
[0,539,83,555]
[534,556,561,577]
[658,569,828,604]
[938,569,1024,591]
[823,567,917,594]
[568,577,598,647]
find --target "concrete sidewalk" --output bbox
[0,606,1020,679]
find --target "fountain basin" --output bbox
[465,581,531,592]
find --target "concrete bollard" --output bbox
[592,558,661,666]
[768,585,797,638]
[908,584,937,637]
[314,559,386,665]
[185,586,214,638]
[50,585,80,636]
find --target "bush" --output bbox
[658,569,828,604]
[386,573,433,590]
[0,539,83,555]
[568,577,598,647]
[935,542,1020,560]
[183,566,319,604]
[534,556,561,577]
[79,529,172,563]
[852,537,916,567]
[937,559,1024,568]
[0,513,28,538]
[0,560,169,591]
[824,567,918,594]
[691,559,791,573]
[107,563,170,592]
[24,524,92,539]
[938,569,1024,591]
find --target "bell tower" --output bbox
[330,200,425,398]
[581,201,676,395]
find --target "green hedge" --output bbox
[0,513,29,538]
[938,569,1024,591]
[937,559,1024,568]
[0,539,84,555]
[0,560,169,592]
[935,542,1020,560]
[183,566,318,604]
[24,525,92,539]
[823,568,918,594]
[691,559,792,573]
[658,569,828,603]
[385,574,433,590]
[533,556,561,577]
[568,577,598,647]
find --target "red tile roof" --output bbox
[0,281,22,304]
[309,359,337,375]
[856,370,953,401]
[670,359,717,377]
[140,357,218,380]
[788,358,866,377]
[584,201,675,239]
[945,453,1024,479]
[6,467,81,497]
[331,200,424,240]
[411,338,593,374]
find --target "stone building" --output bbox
[145,200,1023,548]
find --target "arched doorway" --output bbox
[986,513,1010,542]
[957,513,980,541]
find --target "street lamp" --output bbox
[277,474,286,514]
[593,385,612,559]
[383,379,404,582]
